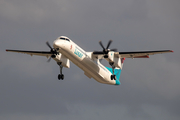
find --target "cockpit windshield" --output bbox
[57,36,70,41]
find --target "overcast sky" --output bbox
[0,0,180,120]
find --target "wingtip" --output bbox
[170,50,174,53]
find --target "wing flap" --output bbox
[133,55,149,58]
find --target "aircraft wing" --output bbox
[6,49,52,58]
[93,50,173,58]
[117,50,173,58]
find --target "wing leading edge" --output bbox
[93,50,173,58]
[117,50,173,58]
[6,49,52,58]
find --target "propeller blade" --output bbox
[46,41,53,50]
[106,40,112,49]
[47,57,51,62]
[99,41,105,50]
[94,40,116,56]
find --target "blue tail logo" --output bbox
[105,67,122,85]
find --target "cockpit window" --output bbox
[66,38,69,41]
[59,37,70,41]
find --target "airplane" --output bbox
[6,36,173,85]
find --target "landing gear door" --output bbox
[53,53,70,68]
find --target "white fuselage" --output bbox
[53,39,117,85]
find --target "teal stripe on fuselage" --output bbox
[105,67,121,85]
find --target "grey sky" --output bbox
[1,0,180,120]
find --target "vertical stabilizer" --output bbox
[105,58,125,85]
[105,67,122,85]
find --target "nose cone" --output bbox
[53,40,62,48]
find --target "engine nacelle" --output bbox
[53,53,70,68]
[87,51,124,69]
[106,51,123,69]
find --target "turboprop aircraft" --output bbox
[6,36,173,85]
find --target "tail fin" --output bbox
[105,58,125,85]
[105,67,122,85]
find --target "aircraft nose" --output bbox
[53,40,62,48]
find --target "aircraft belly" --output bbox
[80,57,117,85]
[61,47,115,85]
[60,48,115,85]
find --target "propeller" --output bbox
[47,56,52,62]
[94,40,118,58]
[46,41,58,62]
